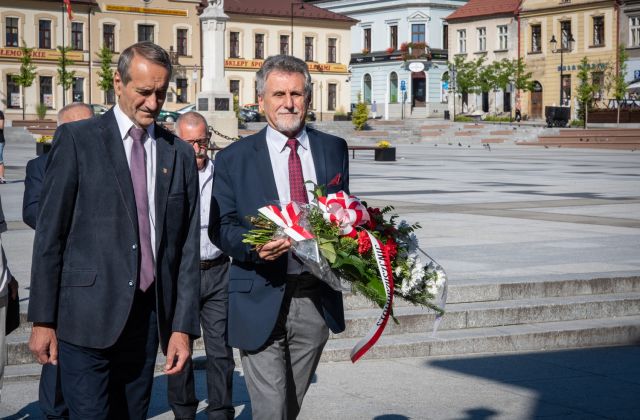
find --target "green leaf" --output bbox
[318,240,336,264]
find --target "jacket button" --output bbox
[132,244,137,250]
[128,281,134,287]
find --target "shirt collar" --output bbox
[113,103,156,140]
[266,125,309,153]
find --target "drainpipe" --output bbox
[88,5,92,104]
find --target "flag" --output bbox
[63,0,73,20]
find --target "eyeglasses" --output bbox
[184,137,210,148]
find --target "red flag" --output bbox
[63,0,73,20]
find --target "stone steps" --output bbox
[321,315,640,362]
[8,276,640,376]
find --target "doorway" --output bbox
[412,72,425,107]
[530,81,543,119]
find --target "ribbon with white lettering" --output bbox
[350,230,394,363]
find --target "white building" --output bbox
[313,0,467,119]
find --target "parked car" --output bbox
[90,104,109,115]
[243,103,260,113]
[176,103,196,114]
[239,107,260,122]
[156,110,180,122]
[306,110,316,121]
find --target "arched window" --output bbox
[363,73,372,103]
[389,72,398,103]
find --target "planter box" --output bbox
[36,142,52,156]
[333,115,351,121]
[374,147,396,161]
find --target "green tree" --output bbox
[352,93,369,130]
[449,55,484,112]
[12,42,37,120]
[56,46,76,106]
[576,57,595,128]
[96,45,114,103]
[606,44,629,126]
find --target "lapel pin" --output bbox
[162,168,168,174]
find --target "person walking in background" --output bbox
[210,54,349,420]
[167,112,234,420]
[0,194,19,403]
[27,41,201,419]
[0,109,6,184]
[22,102,94,419]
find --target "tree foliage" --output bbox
[56,46,76,104]
[96,45,114,95]
[12,42,37,120]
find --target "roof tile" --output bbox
[446,0,520,21]
[224,0,357,23]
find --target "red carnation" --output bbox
[384,237,398,259]
[357,230,371,255]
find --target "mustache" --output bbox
[278,109,300,115]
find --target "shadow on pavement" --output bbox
[428,346,640,419]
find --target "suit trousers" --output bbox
[39,363,68,419]
[167,259,235,420]
[240,275,330,420]
[58,288,158,420]
[0,293,6,402]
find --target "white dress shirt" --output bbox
[199,159,223,260]
[113,104,157,262]
[265,126,317,274]
[265,125,317,204]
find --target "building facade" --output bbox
[315,0,466,120]
[0,0,202,120]
[520,0,618,120]
[446,0,520,117]
[222,0,356,121]
[621,0,640,82]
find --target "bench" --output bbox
[348,145,378,159]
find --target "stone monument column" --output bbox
[198,0,238,146]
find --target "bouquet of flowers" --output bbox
[243,184,447,362]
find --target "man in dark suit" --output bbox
[23,102,93,420]
[27,42,200,419]
[23,102,94,230]
[210,55,349,420]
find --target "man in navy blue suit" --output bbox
[22,102,93,420]
[28,42,200,419]
[210,55,349,420]
[23,102,94,230]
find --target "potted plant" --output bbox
[361,48,370,55]
[375,140,396,161]
[385,47,395,54]
[36,134,53,155]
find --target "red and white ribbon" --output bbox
[350,230,394,363]
[317,191,369,237]
[258,203,314,242]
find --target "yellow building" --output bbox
[519,0,618,120]
[222,1,356,120]
[0,0,202,120]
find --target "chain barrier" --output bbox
[208,125,241,143]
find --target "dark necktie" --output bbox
[129,126,154,292]
[286,138,308,204]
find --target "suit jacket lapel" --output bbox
[253,128,279,204]
[308,129,327,187]
[155,126,176,249]
[99,110,137,230]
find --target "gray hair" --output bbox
[256,55,312,100]
[117,41,172,85]
[57,102,93,125]
[175,111,208,138]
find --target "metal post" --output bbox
[559,47,563,106]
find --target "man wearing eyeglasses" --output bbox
[167,111,234,420]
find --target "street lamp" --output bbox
[550,32,575,106]
[290,2,305,56]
